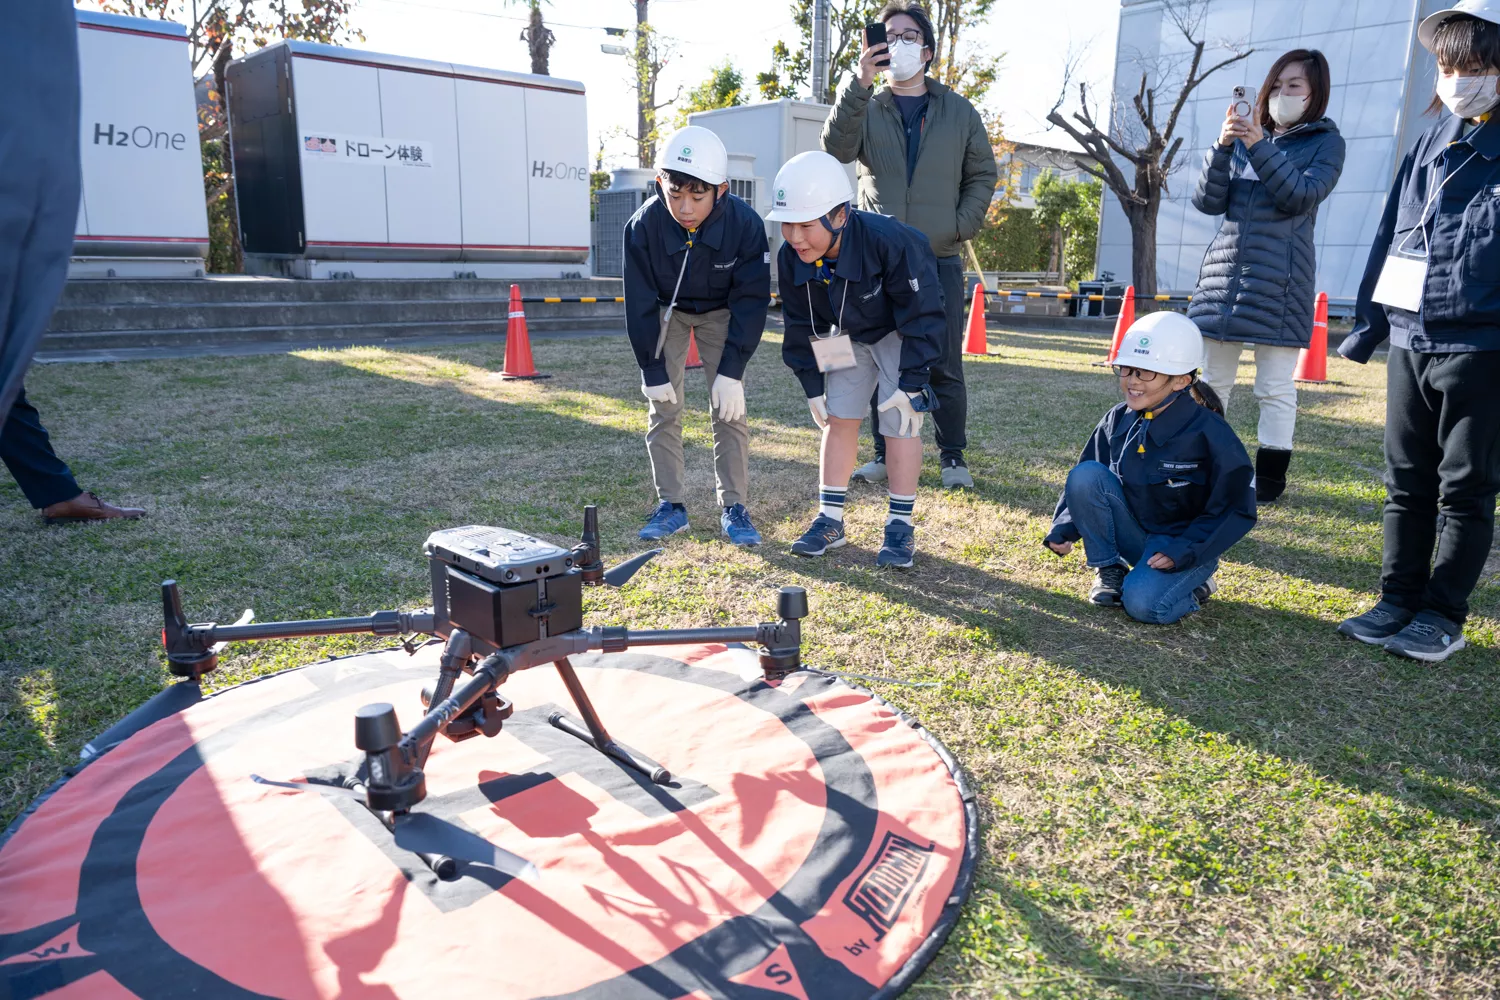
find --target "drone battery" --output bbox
[445,567,541,648]
[543,571,584,635]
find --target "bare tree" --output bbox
[1045,0,1250,296]
[627,18,681,168]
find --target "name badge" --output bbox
[810,331,858,372]
[1371,254,1427,313]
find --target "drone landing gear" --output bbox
[549,656,670,784]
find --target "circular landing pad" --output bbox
[1,643,976,999]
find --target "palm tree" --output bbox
[509,0,556,76]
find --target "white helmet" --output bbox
[766,151,854,222]
[1419,0,1500,51]
[1116,311,1203,377]
[656,126,728,186]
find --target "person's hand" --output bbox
[1147,552,1176,570]
[807,394,829,429]
[1046,539,1074,556]
[877,389,924,437]
[710,374,745,422]
[857,41,887,89]
[642,380,677,405]
[1240,113,1264,147]
[1217,105,1241,148]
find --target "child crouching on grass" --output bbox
[1044,312,1257,624]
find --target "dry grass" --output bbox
[1,325,1497,998]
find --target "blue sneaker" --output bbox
[876,521,915,568]
[720,503,762,546]
[639,501,688,541]
[791,514,846,556]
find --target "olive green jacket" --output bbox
[821,74,998,259]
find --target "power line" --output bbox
[357,0,624,32]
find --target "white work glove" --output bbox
[710,374,746,422]
[807,394,829,429]
[641,379,677,405]
[877,389,924,437]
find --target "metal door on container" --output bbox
[291,54,388,250]
[377,67,461,255]
[454,78,530,257]
[524,87,589,259]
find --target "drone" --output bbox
[125,505,810,883]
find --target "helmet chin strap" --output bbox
[817,203,850,256]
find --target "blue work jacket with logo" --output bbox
[1046,395,1256,571]
[623,183,771,387]
[778,209,945,398]
[1341,112,1500,362]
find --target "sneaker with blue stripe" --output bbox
[720,503,762,546]
[639,501,688,541]
[791,514,846,556]
[876,521,916,569]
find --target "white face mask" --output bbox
[1438,73,1500,119]
[887,38,925,83]
[1269,93,1308,128]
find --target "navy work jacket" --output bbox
[778,209,945,398]
[623,184,771,386]
[1046,395,1256,572]
[1342,113,1500,362]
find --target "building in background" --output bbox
[999,141,1090,210]
[1095,0,1450,301]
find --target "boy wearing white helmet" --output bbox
[1044,312,1256,623]
[624,125,772,546]
[768,150,946,569]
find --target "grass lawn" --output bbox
[2,324,1497,998]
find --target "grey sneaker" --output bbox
[1090,564,1126,606]
[851,459,887,484]
[1336,600,1416,646]
[941,457,974,490]
[1383,611,1467,663]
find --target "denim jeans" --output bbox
[1064,461,1219,625]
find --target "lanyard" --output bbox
[1395,148,1479,260]
[654,235,694,359]
[806,263,851,339]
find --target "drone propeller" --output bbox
[603,548,660,588]
[251,773,363,798]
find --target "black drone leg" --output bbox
[548,657,671,785]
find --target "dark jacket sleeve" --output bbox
[717,220,771,381]
[1046,412,1115,545]
[1153,421,1256,571]
[1247,131,1345,217]
[884,237,946,392]
[1340,151,1415,364]
[822,74,872,164]
[956,104,999,243]
[622,217,668,386]
[1192,142,1233,217]
[779,257,825,399]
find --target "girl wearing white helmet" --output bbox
[1337,1,1500,662]
[768,150,947,569]
[1044,312,1256,623]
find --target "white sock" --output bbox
[887,491,916,526]
[819,484,848,521]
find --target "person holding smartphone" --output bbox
[821,1,998,492]
[1336,2,1500,663]
[1188,48,1345,505]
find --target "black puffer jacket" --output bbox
[1188,118,1345,348]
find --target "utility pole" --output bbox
[636,0,650,167]
[811,0,830,104]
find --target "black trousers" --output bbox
[1,386,79,509]
[871,253,969,463]
[1381,346,1500,625]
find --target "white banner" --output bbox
[301,133,434,167]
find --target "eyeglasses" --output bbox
[1111,365,1162,381]
[886,28,924,44]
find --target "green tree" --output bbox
[1031,171,1103,287]
[676,60,746,128]
[970,204,1047,274]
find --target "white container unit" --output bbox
[226,41,590,279]
[72,10,211,278]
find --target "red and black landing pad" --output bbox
[0,644,976,1000]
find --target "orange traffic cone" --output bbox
[1294,291,1329,383]
[1106,285,1136,363]
[685,327,703,370]
[499,284,550,380]
[962,281,988,355]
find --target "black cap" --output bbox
[777,586,809,621]
[354,702,401,752]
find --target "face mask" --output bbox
[1269,93,1307,127]
[1438,73,1500,118]
[887,39,925,83]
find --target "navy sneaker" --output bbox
[639,501,688,541]
[791,514,846,556]
[1090,564,1126,606]
[876,521,916,568]
[1383,611,1468,663]
[1337,600,1415,646]
[720,503,762,546]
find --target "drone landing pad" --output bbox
[0,644,975,999]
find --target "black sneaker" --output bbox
[876,521,916,568]
[1090,564,1126,606]
[791,514,846,556]
[1336,601,1416,646]
[1383,611,1468,663]
[1193,575,1218,605]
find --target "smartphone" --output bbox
[865,22,889,67]
[1231,85,1257,120]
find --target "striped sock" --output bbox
[819,484,848,521]
[887,491,916,526]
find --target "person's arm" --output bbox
[623,219,668,386]
[1192,142,1234,217]
[821,71,873,165]
[1046,414,1115,547]
[1151,425,1256,571]
[716,220,771,380]
[955,105,999,242]
[778,255,825,398]
[884,239,946,391]
[1246,131,1346,216]
[1340,152,1414,364]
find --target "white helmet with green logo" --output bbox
[766,151,854,223]
[1120,312,1203,376]
[656,125,728,186]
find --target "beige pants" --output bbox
[1199,339,1301,450]
[645,307,750,507]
